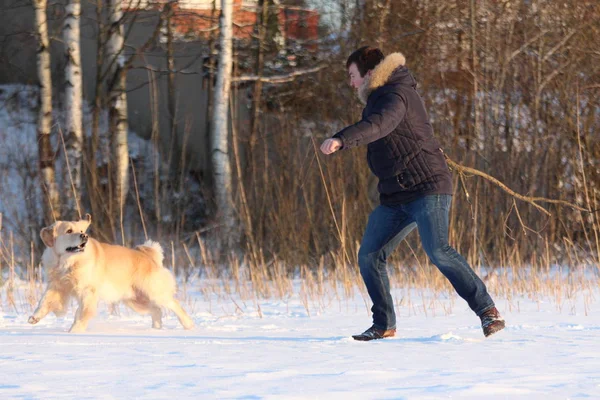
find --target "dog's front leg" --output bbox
[29,286,66,324]
[69,289,98,333]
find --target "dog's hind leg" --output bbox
[162,298,194,330]
[139,269,192,329]
[69,290,98,333]
[124,297,163,329]
[149,304,163,329]
[29,286,68,324]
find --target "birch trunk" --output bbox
[34,0,60,223]
[204,0,218,173]
[64,0,83,218]
[107,0,129,210]
[164,3,176,138]
[210,0,235,234]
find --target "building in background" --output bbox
[128,0,319,43]
[0,0,320,174]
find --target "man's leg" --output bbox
[409,195,495,315]
[357,205,416,331]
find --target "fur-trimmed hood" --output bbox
[358,52,411,104]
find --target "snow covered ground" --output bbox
[1,278,599,399]
[1,84,598,399]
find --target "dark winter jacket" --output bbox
[333,52,453,205]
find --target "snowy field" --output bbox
[1,278,599,400]
[1,84,599,398]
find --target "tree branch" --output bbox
[132,65,199,75]
[443,153,588,216]
[233,65,325,84]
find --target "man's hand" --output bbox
[320,138,343,155]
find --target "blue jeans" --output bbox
[358,194,495,330]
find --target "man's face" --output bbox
[348,63,370,89]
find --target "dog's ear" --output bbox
[82,213,92,231]
[40,225,56,248]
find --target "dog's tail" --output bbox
[137,240,165,267]
[136,240,177,300]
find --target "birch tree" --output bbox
[64,0,83,218]
[163,2,176,139]
[205,0,218,170]
[210,0,236,235]
[107,0,129,211]
[34,0,59,223]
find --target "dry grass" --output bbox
[1,117,598,321]
[1,0,599,325]
[2,227,597,320]
[1,131,599,317]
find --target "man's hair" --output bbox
[346,46,385,77]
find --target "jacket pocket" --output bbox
[378,173,410,194]
[396,170,416,190]
[421,142,451,174]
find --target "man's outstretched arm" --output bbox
[332,93,406,150]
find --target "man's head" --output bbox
[346,46,385,89]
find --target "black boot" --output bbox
[480,307,505,337]
[352,325,396,341]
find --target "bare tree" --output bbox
[107,0,129,214]
[87,0,107,237]
[204,0,218,173]
[249,0,269,151]
[469,0,480,143]
[210,0,236,237]
[163,2,176,140]
[63,0,83,218]
[33,0,59,224]
[376,0,391,51]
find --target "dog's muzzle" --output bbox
[66,234,88,253]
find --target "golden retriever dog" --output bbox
[28,214,194,333]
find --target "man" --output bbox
[320,46,505,341]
